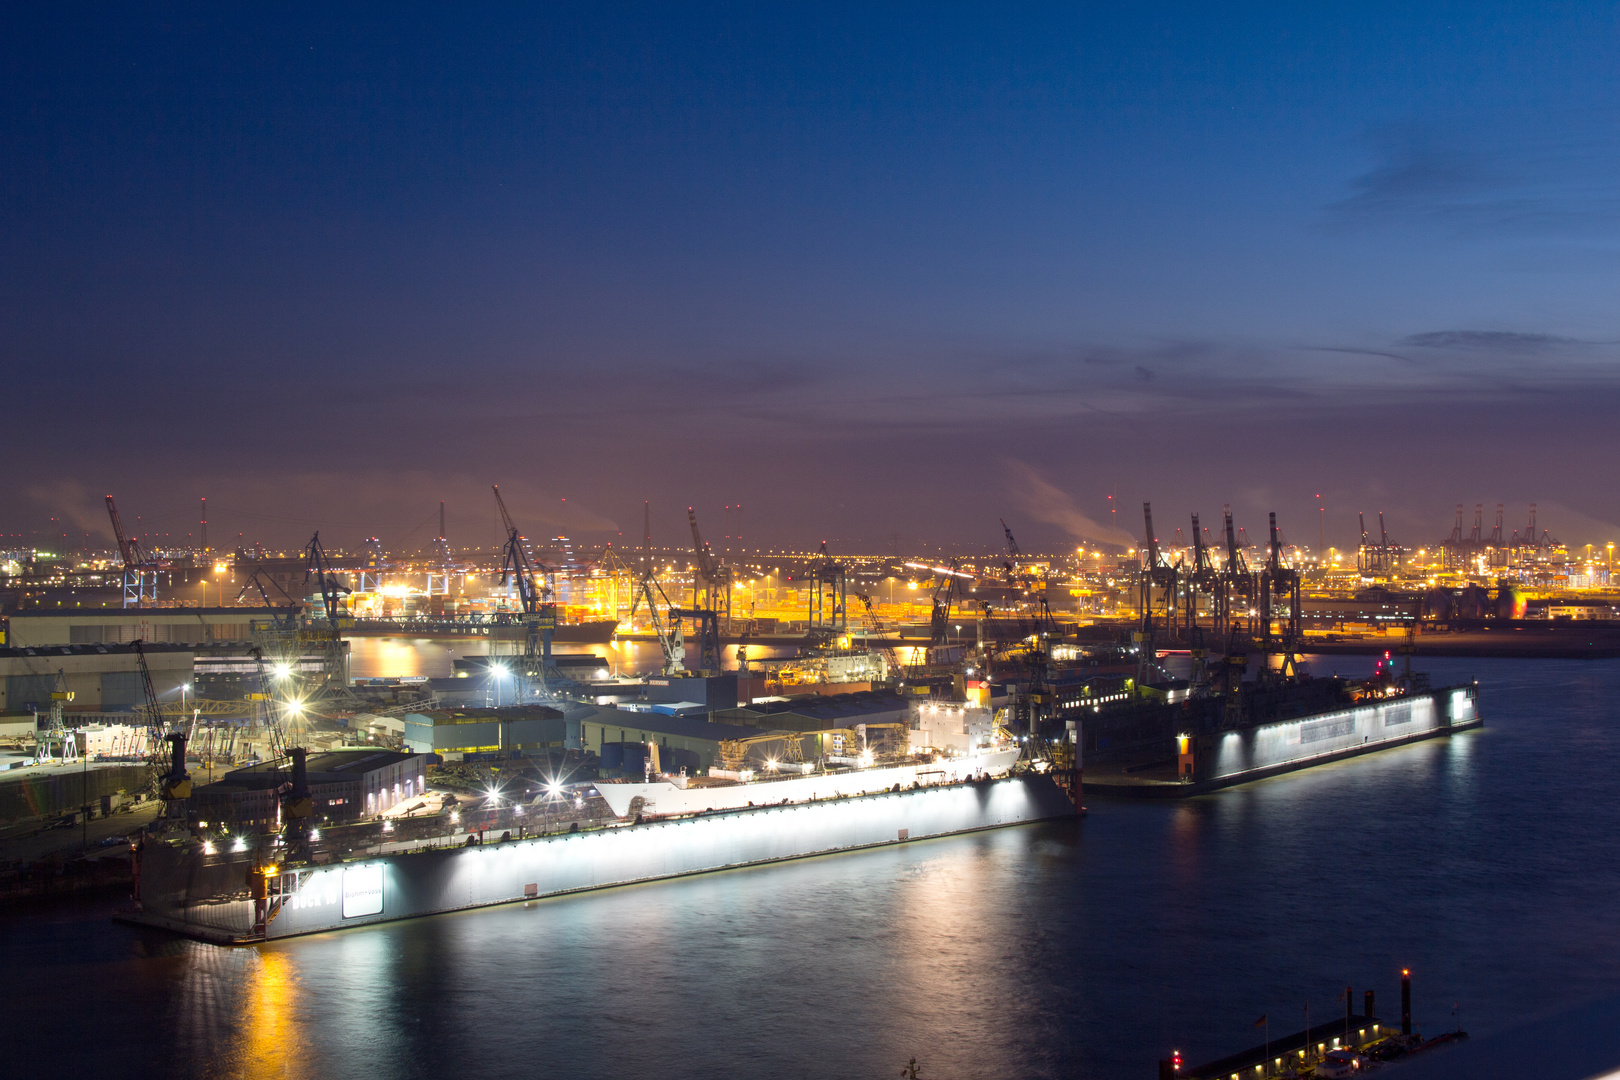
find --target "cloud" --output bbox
[25,479,112,541]
[1402,330,1581,351]
[1333,138,1482,218]
[1325,123,1620,234]
[1003,460,1135,549]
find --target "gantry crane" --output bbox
[1185,511,1225,641]
[808,539,847,641]
[1259,512,1302,677]
[1139,503,1179,641]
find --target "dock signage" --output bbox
[342,864,385,919]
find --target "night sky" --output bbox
[5,5,1619,556]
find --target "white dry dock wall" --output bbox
[137,775,1075,941]
[1200,687,1477,784]
[269,775,1073,938]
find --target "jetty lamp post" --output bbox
[491,663,509,707]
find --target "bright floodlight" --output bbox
[545,782,562,798]
[272,662,292,679]
[491,663,509,677]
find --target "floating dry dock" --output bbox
[125,770,1077,944]
[1089,683,1480,798]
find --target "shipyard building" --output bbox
[191,748,429,828]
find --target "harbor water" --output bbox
[10,656,1620,1079]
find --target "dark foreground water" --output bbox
[9,657,1620,1080]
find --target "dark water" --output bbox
[10,657,1620,1080]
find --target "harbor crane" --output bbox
[630,571,687,676]
[1000,518,1023,585]
[299,533,358,704]
[132,639,192,823]
[1259,513,1302,677]
[235,566,300,630]
[105,495,156,607]
[303,533,352,629]
[1139,503,1179,641]
[687,507,732,630]
[911,558,972,658]
[855,592,903,678]
[1220,507,1254,636]
[669,606,722,676]
[493,485,560,697]
[808,539,847,641]
[1184,511,1225,641]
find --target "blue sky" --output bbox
[5,4,1619,554]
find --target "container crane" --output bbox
[808,539,847,640]
[1259,513,1302,676]
[1139,503,1179,640]
[1185,511,1224,640]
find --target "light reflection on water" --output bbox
[9,657,1620,1079]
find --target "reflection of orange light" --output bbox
[232,948,307,1080]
